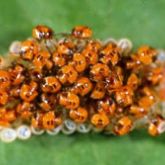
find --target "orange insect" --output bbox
[57,40,75,55]
[127,73,139,89]
[85,40,101,52]
[69,107,88,123]
[81,40,101,65]
[20,40,39,60]
[9,65,25,85]
[0,108,9,127]
[59,92,80,109]
[72,77,93,96]
[0,90,8,105]
[32,25,53,40]
[90,82,106,99]
[20,81,38,102]
[105,72,123,90]
[90,63,110,81]
[147,67,163,85]
[33,50,53,71]
[53,40,75,67]
[138,97,155,109]
[97,97,116,116]
[39,93,57,111]
[0,70,10,89]
[138,87,155,109]
[10,86,21,98]
[91,113,109,129]
[100,43,120,66]
[31,112,44,129]
[137,45,157,65]
[72,53,87,72]
[42,111,56,130]
[126,57,141,70]
[27,70,43,83]
[53,52,67,67]
[72,26,92,38]
[82,47,98,65]
[129,105,147,118]
[114,116,132,135]
[16,102,33,119]
[115,66,124,82]
[33,111,62,130]
[114,86,133,107]
[3,110,16,123]
[148,116,165,136]
[0,108,16,127]
[41,76,61,93]
[57,65,78,84]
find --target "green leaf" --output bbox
[0,0,165,165]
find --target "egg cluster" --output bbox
[0,25,165,142]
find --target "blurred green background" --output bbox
[0,0,165,165]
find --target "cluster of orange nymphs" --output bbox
[0,25,165,142]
